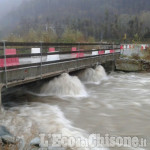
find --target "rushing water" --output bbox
[1,66,150,150]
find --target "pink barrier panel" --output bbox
[0,59,4,67]
[78,49,84,58]
[76,53,84,58]
[71,48,84,58]
[120,45,123,50]
[49,48,55,52]
[129,45,131,49]
[75,50,84,58]
[141,46,144,51]
[71,47,77,57]
[98,51,105,55]
[110,50,115,53]
[5,49,17,55]
[72,47,77,51]
[0,49,19,67]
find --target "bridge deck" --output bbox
[0,53,120,88]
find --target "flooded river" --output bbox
[0,66,149,150]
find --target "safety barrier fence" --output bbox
[120,44,150,56]
[0,42,121,87]
[0,42,120,70]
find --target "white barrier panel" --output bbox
[105,50,110,54]
[143,44,146,49]
[47,53,60,61]
[47,48,60,61]
[92,49,98,56]
[31,48,41,54]
[31,48,41,63]
[141,45,146,50]
[124,45,126,49]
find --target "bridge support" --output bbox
[111,61,115,71]
[0,84,4,113]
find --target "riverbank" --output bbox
[115,58,150,72]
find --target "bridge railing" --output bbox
[0,42,121,87]
[0,42,120,69]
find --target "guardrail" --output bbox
[0,42,120,87]
[0,42,120,67]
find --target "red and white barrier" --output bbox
[0,49,19,67]
[77,49,84,58]
[105,50,110,54]
[98,51,105,55]
[31,48,41,63]
[141,44,147,50]
[120,45,123,50]
[92,49,98,56]
[121,44,149,52]
[122,44,135,50]
[123,45,126,49]
[49,47,55,52]
[80,50,84,57]
[31,48,41,54]
[141,45,144,51]
[71,47,84,58]
[47,47,60,61]
[71,47,77,57]
[110,50,115,53]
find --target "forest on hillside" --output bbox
[0,0,150,43]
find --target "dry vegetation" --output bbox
[130,53,141,60]
[0,144,19,150]
[142,47,150,60]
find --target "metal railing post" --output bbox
[40,41,43,79]
[113,43,115,59]
[2,40,8,88]
[0,84,4,113]
[78,42,80,67]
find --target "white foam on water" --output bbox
[40,73,88,98]
[0,104,109,150]
[77,65,108,84]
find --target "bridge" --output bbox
[0,42,120,108]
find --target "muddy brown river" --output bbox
[0,66,149,150]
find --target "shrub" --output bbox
[130,53,140,60]
[142,47,150,60]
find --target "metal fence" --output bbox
[0,42,120,69]
[0,42,120,87]
[121,44,150,56]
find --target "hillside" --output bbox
[0,0,150,42]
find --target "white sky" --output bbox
[0,0,24,19]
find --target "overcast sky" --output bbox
[0,0,24,19]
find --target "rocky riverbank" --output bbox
[115,58,150,72]
[0,125,41,150]
[0,125,67,150]
[0,126,19,150]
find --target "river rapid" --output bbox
[0,65,149,150]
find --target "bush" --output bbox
[130,53,140,60]
[142,47,150,60]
